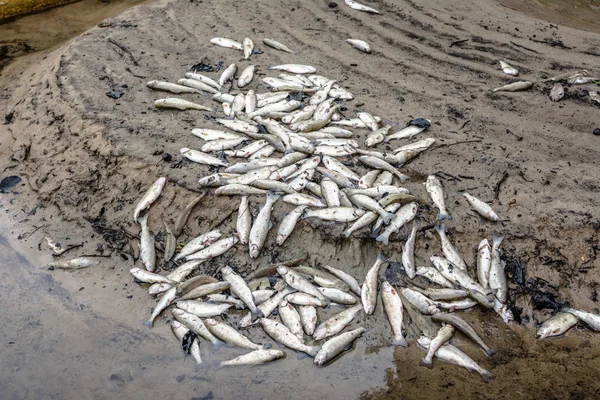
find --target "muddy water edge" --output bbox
[1,0,600,399]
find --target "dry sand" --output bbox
[1,0,600,398]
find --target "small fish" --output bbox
[344,0,380,13]
[249,192,280,258]
[219,63,237,86]
[225,158,280,174]
[381,281,408,347]
[298,305,318,336]
[201,138,247,152]
[204,318,265,350]
[185,235,239,261]
[415,266,455,288]
[436,298,478,311]
[165,261,206,283]
[282,193,326,208]
[346,38,372,53]
[417,337,495,382]
[177,79,219,94]
[138,213,156,272]
[356,111,379,131]
[147,80,201,94]
[313,304,363,341]
[268,64,317,74]
[365,125,391,147]
[430,255,489,299]
[279,300,305,342]
[172,309,223,349]
[184,72,222,90]
[549,83,565,102]
[174,231,223,262]
[278,266,327,303]
[317,287,357,305]
[263,38,295,53]
[238,287,296,328]
[176,301,232,318]
[215,184,268,196]
[320,265,361,296]
[463,193,499,221]
[243,37,254,60]
[498,61,519,76]
[133,177,166,222]
[420,324,455,368]
[285,293,323,307]
[222,266,264,321]
[171,321,202,364]
[431,313,496,357]
[402,222,418,278]
[361,254,386,315]
[322,155,361,182]
[154,98,213,111]
[260,318,320,357]
[314,327,365,366]
[491,81,533,93]
[45,257,96,270]
[225,140,269,158]
[143,286,177,328]
[238,65,256,88]
[375,202,418,246]
[276,205,307,245]
[130,268,174,285]
[414,288,469,301]
[477,239,492,289]
[399,287,439,315]
[205,294,245,309]
[213,92,235,103]
[386,119,430,141]
[489,234,506,303]
[217,349,286,367]
[348,193,396,224]
[425,175,451,220]
[302,207,366,222]
[358,156,408,182]
[309,80,337,105]
[245,90,257,113]
[192,128,241,141]
[180,148,228,167]
[237,196,252,245]
[536,312,579,339]
[562,307,600,331]
[434,224,467,271]
[177,282,231,301]
[359,170,381,189]
[210,37,243,50]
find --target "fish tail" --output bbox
[213,360,224,370]
[434,223,445,235]
[377,252,390,263]
[307,346,321,358]
[142,320,153,328]
[382,211,396,225]
[437,212,452,221]
[375,234,389,246]
[485,348,497,357]
[418,358,433,369]
[492,234,504,247]
[267,190,281,201]
[392,337,408,348]
[480,369,496,383]
[341,230,352,239]
[251,309,265,322]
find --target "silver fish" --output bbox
[536,312,579,339]
[344,0,379,13]
[434,224,467,271]
[201,138,246,152]
[154,98,213,112]
[491,81,532,93]
[402,222,418,278]
[399,287,439,315]
[430,255,489,298]
[358,170,381,188]
[562,307,600,331]
[143,286,177,327]
[44,257,97,270]
[420,324,455,368]
[217,349,286,367]
[237,197,252,245]
[192,128,241,141]
[172,309,223,349]
[549,83,565,102]
[489,234,506,302]
[225,158,280,174]
[436,298,478,311]
[276,205,307,245]
[249,192,280,258]
[215,184,268,196]
[415,266,455,288]
[425,175,451,220]
[279,300,305,341]
[375,202,418,246]
[222,266,264,321]
[171,321,202,365]
[147,80,201,94]
[361,254,386,315]
[268,64,317,74]
[239,287,296,328]
[365,124,391,147]
[176,301,232,317]
[285,292,323,307]
[313,304,363,341]
[463,193,499,221]
[302,207,366,222]
[431,313,496,357]
[314,327,365,366]
[263,38,295,53]
[185,235,239,261]
[348,193,396,224]
[181,148,228,167]
[138,213,156,272]
[133,177,166,222]
[299,305,318,336]
[260,318,320,356]
[499,61,519,76]
[356,111,379,131]
[210,37,243,50]
[243,37,254,60]
[346,38,372,53]
[477,239,491,289]
[386,121,429,141]
[238,65,255,88]
[279,266,327,303]
[282,193,326,208]
[219,63,237,86]
[184,72,222,90]
[245,89,257,113]
[358,156,408,182]
[320,265,361,296]
[318,287,357,305]
[198,173,237,187]
[381,281,408,347]
[213,92,235,103]
[177,282,231,301]
[205,318,265,350]
[177,78,219,94]
[130,268,174,285]
[205,294,245,309]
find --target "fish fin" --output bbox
[392,338,408,348]
[262,342,273,349]
[480,370,496,383]
[486,348,497,357]
[142,320,153,328]
[375,234,389,246]
[437,212,452,221]
[418,359,433,369]
[492,234,504,246]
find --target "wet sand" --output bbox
[1,0,600,399]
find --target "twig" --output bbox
[458,175,475,180]
[449,39,468,48]
[209,206,237,231]
[518,170,534,183]
[435,139,482,149]
[494,171,509,203]
[18,224,45,240]
[437,171,461,182]
[52,243,84,257]
[459,120,471,130]
[107,38,139,66]
[510,41,539,54]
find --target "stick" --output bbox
[435,139,482,149]
[107,38,139,66]
[494,171,509,202]
[510,41,539,54]
[449,39,468,48]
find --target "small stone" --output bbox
[593,128,600,136]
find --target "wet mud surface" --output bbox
[1,0,600,398]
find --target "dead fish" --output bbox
[219,63,237,86]
[425,175,451,220]
[173,194,205,237]
[498,61,519,76]
[282,193,326,207]
[201,138,247,152]
[175,230,222,261]
[213,92,235,103]
[215,184,268,196]
[317,287,357,305]
[268,64,317,74]
[154,98,213,112]
[225,158,280,174]
[143,286,177,328]
[205,318,265,350]
[313,305,363,341]
[386,119,430,141]
[243,37,254,60]
[225,140,269,158]
[381,281,408,347]
[536,312,579,339]
[147,80,201,94]
[238,65,256,88]
[415,266,454,288]
[210,37,243,50]
[279,300,305,342]
[185,235,239,261]
[133,177,166,222]
[181,148,228,167]
[434,224,467,271]
[176,300,232,318]
[249,100,302,118]
[346,38,372,53]
[184,72,222,90]
[365,125,391,147]
[430,255,489,298]
[344,0,380,13]
[298,305,318,336]
[222,266,264,321]
[177,79,219,94]
[217,118,259,133]
[263,38,295,53]
[399,287,439,315]
[358,156,408,182]
[302,207,366,222]
[285,292,323,307]
[278,266,327,303]
[436,298,478,311]
[489,234,506,303]
[171,321,202,364]
[477,239,491,289]
[348,193,396,224]
[217,349,286,368]
[491,81,532,93]
[177,282,231,301]
[431,313,496,356]
[417,337,495,382]
[549,83,565,102]
[320,265,361,296]
[322,155,361,182]
[420,324,455,368]
[138,213,156,272]
[309,80,337,105]
[259,318,321,357]
[414,287,469,301]
[45,257,97,270]
[239,287,296,328]
[361,254,386,315]
[166,261,206,283]
[276,205,307,245]
[237,196,252,245]
[249,192,279,258]
[130,268,174,285]
[463,193,499,221]
[375,202,418,246]
[356,111,379,131]
[562,307,600,332]
[402,222,418,279]
[314,327,365,366]
[172,309,224,350]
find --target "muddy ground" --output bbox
[1,0,600,398]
